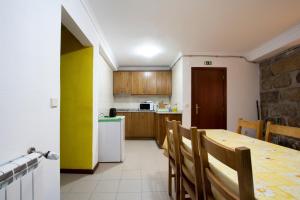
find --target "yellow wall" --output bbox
[60,47,94,170]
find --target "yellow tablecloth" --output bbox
[183,129,300,200]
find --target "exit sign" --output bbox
[204,61,212,65]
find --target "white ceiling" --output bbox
[87,0,300,67]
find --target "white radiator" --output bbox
[0,153,43,200]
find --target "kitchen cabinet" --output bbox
[113,71,132,95]
[117,112,154,139]
[116,112,132,138]
[131,112,154,138]
[132,72,157,95]
[154,113,182,148]
[113,71,172,96]
[156,71,172,95]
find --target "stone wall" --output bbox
[260,46,300,150]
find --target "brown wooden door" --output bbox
[191,67,227,129]
[156,71,172,95]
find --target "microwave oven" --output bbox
[139,101,154,111]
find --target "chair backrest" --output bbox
[176,125,203,199]
[265,121,300,142]
[198,131,255,200]
[165,118,181,166]
[236,118,263,140]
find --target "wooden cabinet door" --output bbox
[130,112,154,138]
[145,72,157,94]
[144,112,154,138]
[156,71,172,95]
[116,112,132,138]
[131,72,146,94]
[131,112,144,137]
[155,113,182,148]
[132,72,157,95]
[113,71,132,95]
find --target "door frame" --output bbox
[191,67,227,129]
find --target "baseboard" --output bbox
[60,162,100,174]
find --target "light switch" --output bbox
[50,98,58,108]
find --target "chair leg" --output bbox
[168,161,172,196]
[180,178,185,200]
[175,172,180,200]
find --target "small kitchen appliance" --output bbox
[109,108,117,117]
[139,101,154,111]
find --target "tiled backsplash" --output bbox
[113,96,170,109]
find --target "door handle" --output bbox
[195,104,200,115]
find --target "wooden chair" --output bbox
[265,121,300,142]
[198,130,255,200]
[236,118,263,140]
[165,118,181,200]
[176,125,203,200]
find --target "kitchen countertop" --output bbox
[116,109,182,114]
[98,116,125,122]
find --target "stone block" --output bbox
[280,87,300,101]
[261,79,273,91]
[261,91,279,103]
[288,116,300,127]
[273,74,292,88]
[260,64,273,80]
[270,52,300,75]
[269,103,297,118]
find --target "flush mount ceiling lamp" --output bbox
[134,43,163,58]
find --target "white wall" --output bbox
[171,58,184,110]
[0,1,61,200]
[177,57,260,131]
[94,49,113,166]
[62,0,115,168]
[0,0,115,199]
[113,96,170,110]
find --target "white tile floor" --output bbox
[61,140,172,200]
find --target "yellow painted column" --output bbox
[60,47,93,170]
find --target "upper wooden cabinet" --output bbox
[113,71,132,95]
[132,72,157,95]
[113,71,172,96]
[156,71,172,95]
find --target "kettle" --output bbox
[109,108,117,117]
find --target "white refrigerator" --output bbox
[98,116,125,162]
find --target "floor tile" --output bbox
[142,192,170,200]
[122,169,141,179]
[61,193,91,200]
[70,180,98,193]
[94,180,120,193]
[142,179,167,192]
[141,170,162,180]
[90,193,116,200]
[116,193,141,200]
[61,141,170,197]
[118,179,142,193]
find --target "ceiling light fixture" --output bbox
[135,43,162,58]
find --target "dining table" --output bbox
[181,129,300,200]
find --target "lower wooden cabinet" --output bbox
[116,112,132,138]
[154,113,182,148]
[117,111,181,143]
[117,112,154,139]
[131,112,154,138]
